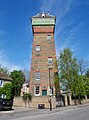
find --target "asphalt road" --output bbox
[0,105,89,120]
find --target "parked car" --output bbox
[0,94,13,111]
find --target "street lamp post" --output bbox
[48,67,52,111]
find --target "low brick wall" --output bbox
[13,97,25,107]
[13,96,56,108]
[31,96,56,108]
[71,99,89,105]
[13,97,89,108]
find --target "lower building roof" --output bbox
[0,72,12,81]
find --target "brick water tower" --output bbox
[29,12,57,108]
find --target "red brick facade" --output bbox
[30,13,57,98]
[33,27,54,33]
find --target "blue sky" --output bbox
[0,0,89,72]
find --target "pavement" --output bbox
[13,102,89,113]
[0,102,89,114]
[0,103,89,120]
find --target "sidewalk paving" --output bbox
[0,103,89,120]
[13,102,89,113]
[0,103,89,116]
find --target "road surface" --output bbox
[0,105,89,120]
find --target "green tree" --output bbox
[54,72,60,94]
[58,48,75,91]
[84,70,89,96]
[0,82,13,99]
[0,65,9,75]
[78,58,88,75]
[22,93,28,107]
[22,93,32,107]
[27,93,32,107]
[71,75,86,104]
[10,70,25,96]
[85,69,89,77]
[58,48,86,104]
[54,61,60,96]
[84,77,89,96]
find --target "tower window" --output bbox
[48,57,52,65]
[35,86,40,96]
[35,72,40,80]
[47,35,51,40]
[36,45,40,52]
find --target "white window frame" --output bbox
[0,80,4,87]
[47,35,51,40]
[36,45,40,52]
[35,72,40,80]
[48,58,52,65]
[50,86,54,95]
[35,86,40,96]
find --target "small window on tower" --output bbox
[36,45,40,52]
[47,35,51,41]
[35,72,40,80]
[48,57,52,65]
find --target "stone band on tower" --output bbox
[29,12,57,108]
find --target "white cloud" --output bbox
[39,0,74,43]
[40,0,56,12]
[40,0,72,15]
[39,0,84,58]
[0,30,6,36]
[0,8,22,72]
[56,22,85,56]
[0,50,21,72]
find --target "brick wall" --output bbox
[13,97,89,108]
[13,96,56,108]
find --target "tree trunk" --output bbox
[25,101,26,107]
